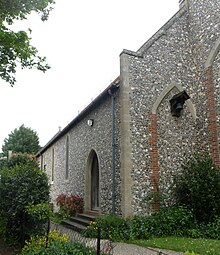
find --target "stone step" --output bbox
[68,216,92,227]
[76,213,96,222]
[61,219,87,233]
[61,212,97,233]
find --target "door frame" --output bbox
[85,149,100,214]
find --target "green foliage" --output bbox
[21,240,97,255]
[83,207,194,241]
[26,202,53,234]
[186,225,205,239]
[53,209,70,223]
[0,157,7,169]
[0,161,50,246]
[185,252,199,255]
[0,0,55,22]
[130,206,195,240]
[1,124,41,157]
[56,194,84,216]
[26,203,52,222]
[83,207,220,243]
[187,217,220,240]
[7,153,38,168]
[21,230,69,254]
[83,215,130,241]
[20,230,96,255]
[0,25,50,85]
[0,0,54,85]
[205,218,220,240]
[130,237,220,255]
[173,153,220,223]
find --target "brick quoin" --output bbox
[205,67,220,166]
[148,113,160,210]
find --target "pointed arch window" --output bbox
[65,135,69,179]
[151,81,196,120]
[52,148,55,182]
[40,155,43,170]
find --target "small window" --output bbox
[52,148,55,182]
[65,135,69,179]
[40,155,43,170]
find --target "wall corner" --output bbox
[119,52,133,218]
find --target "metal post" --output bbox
[96,227,101,255]
[45,218,50,248]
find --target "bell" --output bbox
[170,90,190,117]
[172,102,183,117]
[176,102,183,110]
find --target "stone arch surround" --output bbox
[84,149,101,214]
[152,81,196,120]
[148,81,196,209]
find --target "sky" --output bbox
[0,0,179,149]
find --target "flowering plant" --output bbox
[56,193,84,216]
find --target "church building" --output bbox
[37,0,220,218]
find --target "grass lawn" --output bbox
[128,237,220,255]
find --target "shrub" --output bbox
[56,194,84,216]
[130,206,195,239]
[26,203,53,223]
[7,153,38,168]
[182,217,220,240]
[20,230,96,255]
[21,230,69,254]
[83,207,195,241]
[129,215,154,240]
[205,218,220,239]
[83,215,130,241]
[173,153,220,223]
[0,161,50,246]
[22,240,96,255]
[187,225,205,239]
[25,202,53,235]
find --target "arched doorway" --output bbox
[91,152,99,210]
[85,150,100,213]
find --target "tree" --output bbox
[173,153,220,223]
[1,124,41,156]
[0,0,55,85]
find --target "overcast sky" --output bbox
[0,0,179,149]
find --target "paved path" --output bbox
[51,223,185,255]
[0,235,185,255]
[113,243,185,255]
[0,224,185,255]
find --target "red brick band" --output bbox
[205,67,220,166]
[148,114,160,210]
